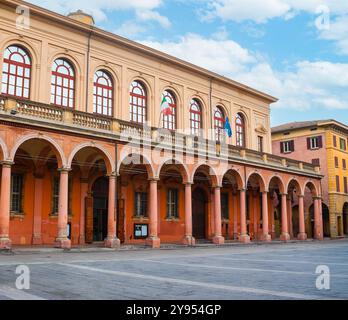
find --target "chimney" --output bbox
[67,10,95,26]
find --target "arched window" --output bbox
[214,106,225,142]
[162,90,176,130]
[51,58,75,108]
[93,70,113,116]
[236,113,246,147]
[190,99,202,136]
[1,45,31,99]
[130,81,147,124]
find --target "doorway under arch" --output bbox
[92,177,109,242]
[343,203,348,236]
[192,187,207,240]
[322,203,330,237]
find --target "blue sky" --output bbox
[28,0,348,126]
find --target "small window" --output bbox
[336,176,341,193]
[335,157,339,168]
[333,135,337,148]
[134,192,147,217]
[167,189,179,219]
[312,159,320,167]
[221,193,229,220]
[258,136,264,153]
[344,177,348,194]
[340,138,347,151]
[11,174,24,213]
[307,136,322,150]
[52,176,59,214]
[343,159,347,170]
[281,140,294,153]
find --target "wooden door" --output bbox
[192,188,206,239]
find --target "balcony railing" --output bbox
[0,95,321,176]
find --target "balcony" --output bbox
[0,95,321,177]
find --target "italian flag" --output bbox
[160,96,173,116]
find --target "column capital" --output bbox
[0,161,14,168]
[239,188,247,192]
[212,185,222,190]
[58,167,71,173]
[280,193,288,197]
[148,178,160,183]
[313,196,322,200]
[107,173,117,179]
[184,182,193,186]
[297,194,305,198]
[262,190,269,195]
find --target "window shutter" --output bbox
[307,138,311,150]
[336,176,340,193]
[333,135,337,147]
[290,140,295,152]
[318,136,323,148]
[335,157,339,168]
[280,142,284,154]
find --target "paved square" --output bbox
[0,240,347,300]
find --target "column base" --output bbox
[0,237,12,250]
[297,232,307,241]
[212,236,225,245]
[79,235,85,245]
[261,233,272,242]
[146,237,161,249]
[55,238,71,249]
[32,236,43,245]
[280,233,290,242]
[104,237,120,249]
[182,236,195,246]
[239,234,251,243]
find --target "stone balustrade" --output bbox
[0,95,320,176]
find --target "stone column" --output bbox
[270,192,275,239]
[32,174,44,245]
[314,197,323,240]
[261,191,271,242]
[297,195,307,240]
[146,179,160,248]
[287,195,293,239]
[55,169,71,249]
[239,189,250,243]
[105,174,120,248]
[79,178,88,244]
[319,197,324,238]
[183,183,195,246]
[212,186,224,245]
[0,162,13,249]
[280,193,290,241]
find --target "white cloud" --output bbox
[115,21,145,38]
[141,34,256,75]
[141,34,348,111]
[319,15,348,55]
[204,0,348,23]
[27,0,165,23]
[136,10,171,28]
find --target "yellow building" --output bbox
[272,120,348,238]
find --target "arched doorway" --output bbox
[192,187,207,240]
[343,203,348,236]
[292,205,299,236]
[92,177,109,242]
[322,204,330,237]
[308,204,315,239]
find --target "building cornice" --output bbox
[4,0,278,104]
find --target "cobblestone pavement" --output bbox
[0,240,347,300]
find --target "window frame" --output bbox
[134,191,148,218]
[51,58,75,108]
[162,90,177,131]
[10,173,24,214]
[236,113,246,148]
[214,106,225,142]
[166,188,179,219]
[93,70,113,117]
[130,81,147,124]
[1,45,31,99]
[190,99,202,136]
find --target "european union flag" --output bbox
[225,117,232,138]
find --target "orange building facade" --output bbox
[0,0,324,249]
